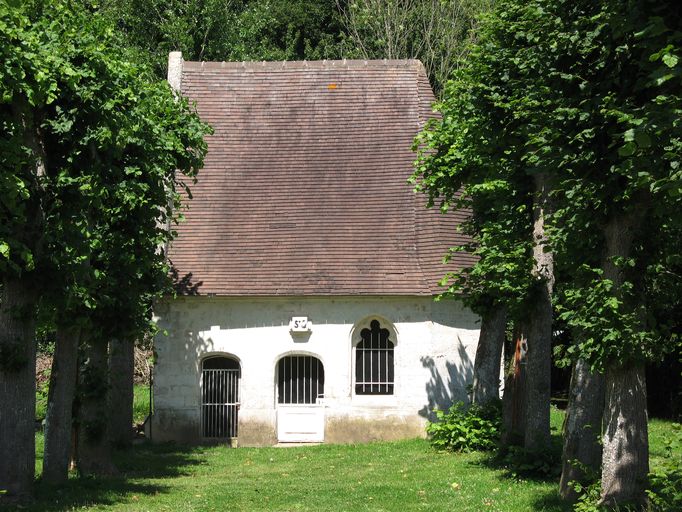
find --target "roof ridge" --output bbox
[182,59,425,71]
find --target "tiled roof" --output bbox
[169,58,474,296]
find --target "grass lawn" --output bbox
[27,438,569,512]
[18,394,680,512]
[133,384,152,425]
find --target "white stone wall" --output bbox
[152,295,480,445]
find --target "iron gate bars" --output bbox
[277,355,325,404]
[201,368,239,438]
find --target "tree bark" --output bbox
[524,172,554,452]
[108,337,134,448]
[0,278,37,499]
[0,103,46,500]
[502,324,527,446]
[599,212,648,507]
[77,338,117,476]
[600,364,648,507]
[559,358,605,501]
[42,325,81,485]
[472,305,506,405]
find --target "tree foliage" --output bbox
[410,3,535,320]
[99,0,348,77]
[99,0,489,94]
[412,0,681,505]
[1,0,211,495]
[337,0,491,95]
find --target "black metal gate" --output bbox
[277,355,324,404]
[201,357,240,438]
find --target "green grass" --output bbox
[24,438,568,512]
[649,417,681,469]
[18,403,679,512]
[36,385,149,425]
[133,384,151,425]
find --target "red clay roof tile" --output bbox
[169,59,474,296]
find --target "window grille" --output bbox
[277,355,324,404]
[355,320,394,395]
[201,357,240,438]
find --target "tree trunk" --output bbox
[0,278,37,499]
[598,212,648,507]
[108,337,134,448]
[77,338,117,476]
[0,103,46,500]
[42,325,81,485]
[472,305,506,405]
[559,358,605,502]
[501,324,527,446]
[600,364,648,507]
[524,172,554,452]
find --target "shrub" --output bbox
[35,369,50,422]
[571,479,602,512]
[426,400,501,452]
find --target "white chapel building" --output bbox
[151,53,480,446]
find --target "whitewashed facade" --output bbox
[152,296,479,445]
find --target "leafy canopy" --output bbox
[1,0,211,339]
[412,0,682,368]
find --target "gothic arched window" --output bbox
[355,320,394,395]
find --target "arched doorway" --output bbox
[201,356,240,439]
[276,355,325,442]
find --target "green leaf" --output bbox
[635,131,652,149]
[662,53,679,68]
[618,142,637,157]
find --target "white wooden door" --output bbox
[277,404,325,442]
[276,355,325,443]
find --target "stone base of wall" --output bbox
[325,414,426,444]
[151,409,427,446]
[238,420,278,446]
[151,409,200,444]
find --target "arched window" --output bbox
[355,320,394,395]
[277,355,324,404]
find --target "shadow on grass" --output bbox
[464,453,571,512]
[2,443,204,512]
[476,448,561,484]
[112,441,207,478]
[467,426,573,511]
[529,490,573,512]
[473,423,565,483]
[27,480,171,512]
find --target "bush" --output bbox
[571,479,603,512]
[426,400,501,452]
[35,372,50,422]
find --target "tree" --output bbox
[1,0,210,493]
[1,2,60,496]
[411,0,555,451]
[531,1,681,504]
[98,0,347,78]
[415,0,682,506]
[337,0,491,95]
[557,357,604,501]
